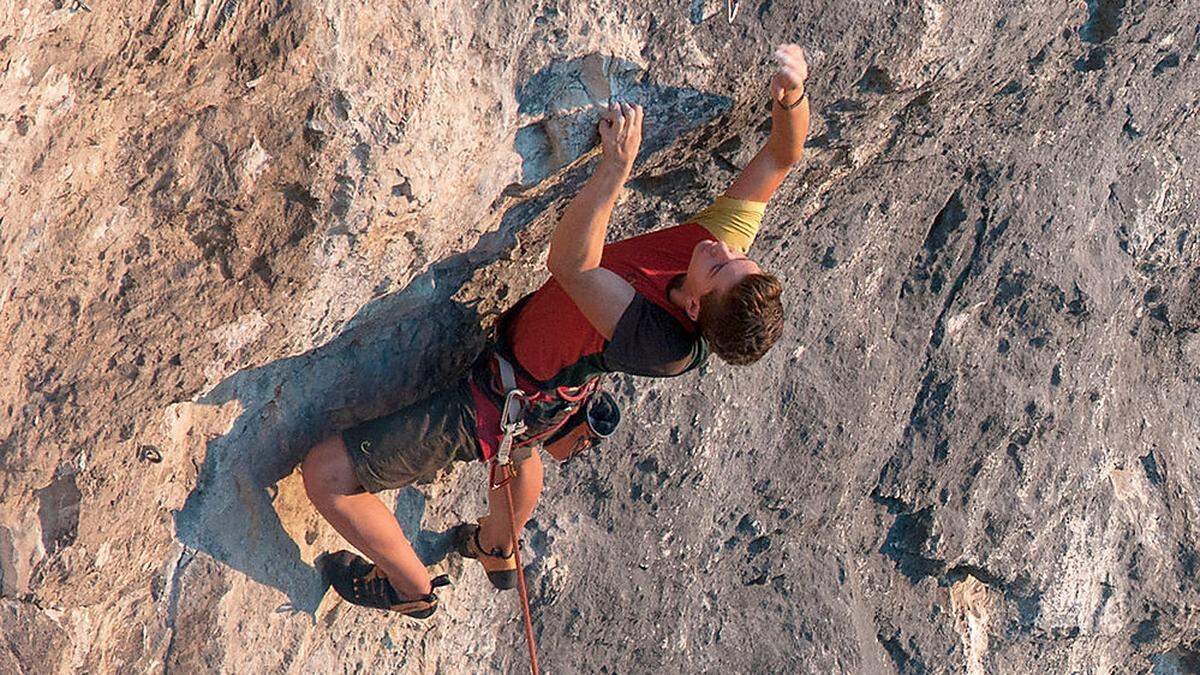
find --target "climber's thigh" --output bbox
[340,378,481,494]
[302,435,365,498]
[300,429,364,499]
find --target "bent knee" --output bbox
[302,435,362,500]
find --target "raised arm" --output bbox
[545,102,644,339]
[723,44,811,203]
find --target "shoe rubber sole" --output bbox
[454,522,518,591]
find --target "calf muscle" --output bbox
[302,436,432,598]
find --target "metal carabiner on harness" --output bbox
[490,388,528,489]
[497,388,527,463]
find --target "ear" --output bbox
[685,294,701,322]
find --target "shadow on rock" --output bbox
[170,223,518,612]
[393,487,457,566]
[169,62,734,614]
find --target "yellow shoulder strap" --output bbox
[687,196,767,253]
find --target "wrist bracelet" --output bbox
[777,89,808,110]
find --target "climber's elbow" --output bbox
[546,251,584,284]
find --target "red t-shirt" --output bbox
[471,222,716,458]
[510,222,715,383]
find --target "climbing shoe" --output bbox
[454,518,518,590]
[317,550,450,618]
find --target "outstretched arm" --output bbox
[724,44,811,203]
[545,102,644,339]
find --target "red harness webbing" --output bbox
[476,351,599,462]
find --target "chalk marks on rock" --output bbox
[513,54,731,186]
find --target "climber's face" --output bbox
[677,239,761,321]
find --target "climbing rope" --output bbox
[490,364,540,674]
[502,472,540,675]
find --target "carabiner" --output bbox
[500,389,528,435]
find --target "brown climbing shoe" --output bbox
[317,550,450,618]
[454,518,518,590]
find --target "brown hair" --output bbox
[697,273,784,365]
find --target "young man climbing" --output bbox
[302,44,811,617]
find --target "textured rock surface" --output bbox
[2,0,1199,672]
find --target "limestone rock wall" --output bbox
[2,0,1198,672]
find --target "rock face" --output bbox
[2,0,1199,672]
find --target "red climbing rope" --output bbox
[501,471,540,675]
[490,367,539,674]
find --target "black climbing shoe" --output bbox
[317,550,450,618]
[454,518,518,591]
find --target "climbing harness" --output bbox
[473,301,624,674]
[489,354,541,675]
[475,346,603,464]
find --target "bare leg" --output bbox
[302,436,431,598]
[479,450,544,554]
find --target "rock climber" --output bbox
[302,44,812,617]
